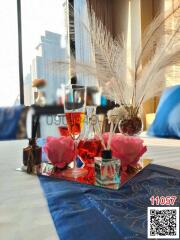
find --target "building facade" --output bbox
[24,30,69,105]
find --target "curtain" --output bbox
[73,0,114,86]
[74,0,97,86]
[87,0,114,35]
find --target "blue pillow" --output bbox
[0,106,23,140]
[148,85,180,138]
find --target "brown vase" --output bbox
[118,106,143,136]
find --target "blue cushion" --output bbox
[0,106,23,140]
[148,85,180,138]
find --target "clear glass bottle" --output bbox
[23,138,42,174]
[77,106,103,183]
[95,150,121,189]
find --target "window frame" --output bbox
[17,0,24,105]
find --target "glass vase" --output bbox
[77,106,103,183]
[35,90,46,106]
[118,106,143,136]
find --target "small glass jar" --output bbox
[118,106,143,136]
[95,150,121,189]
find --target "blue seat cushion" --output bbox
[148,85,180,138]
[0,105,23,140]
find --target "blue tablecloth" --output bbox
[39,164,180,240]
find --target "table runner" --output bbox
[38,164,180,240]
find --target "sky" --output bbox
[0,0,66,106]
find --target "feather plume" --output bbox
[56,1,180,110]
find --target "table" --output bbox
[0,140,58,240]
[0,137,180,239]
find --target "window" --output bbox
[21,0,69,105]
[0,0,20,106]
